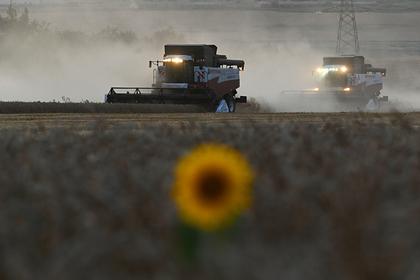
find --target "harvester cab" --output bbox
[106,44,247,112]
[153,54,195,85]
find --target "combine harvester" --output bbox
[314,55,387,109]
[106,44,247,112]
[282,0,388,111]
[283,55,387,111]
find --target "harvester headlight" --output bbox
[314,87,320,92]
[340,66,348,73]
[344,87,351,92]
[171,57,184,64]
[163,57,184,64]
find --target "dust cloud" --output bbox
[0,5,419,112]
[0,7,184,102]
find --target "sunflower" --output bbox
[172,143,254,231]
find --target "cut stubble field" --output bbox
[2,111,420,127]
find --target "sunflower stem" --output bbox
[178,222,200,264]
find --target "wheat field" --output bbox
[0,112,419,279]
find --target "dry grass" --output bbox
[0,115,419,279]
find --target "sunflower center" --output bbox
[196,169,229,206]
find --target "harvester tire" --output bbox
[225,94,236,113]
[366,96,380,112]
[214,94,236,113]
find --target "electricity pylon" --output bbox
[336,0,360,55]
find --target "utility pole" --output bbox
[336,0,360,55]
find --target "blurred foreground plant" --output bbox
[172,143,254,232]
[171,143,254,261]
